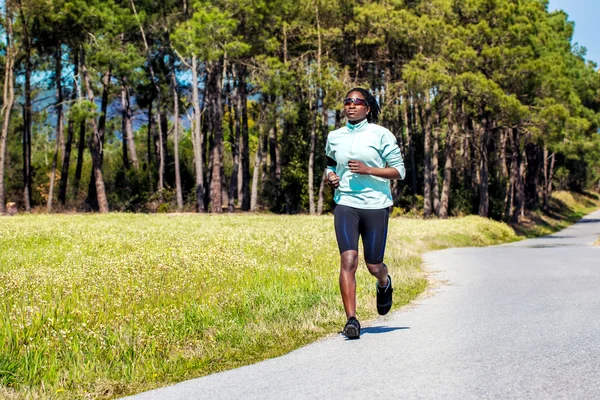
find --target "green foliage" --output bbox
[554,166,570,190]
[1,0,599,218]
[172,2,249,61]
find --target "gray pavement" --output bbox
[125,210,600,400]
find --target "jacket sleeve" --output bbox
[380,130,406,180]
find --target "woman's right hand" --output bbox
[327,172,340,188]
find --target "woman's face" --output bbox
[344,91,370,122]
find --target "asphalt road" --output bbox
[125,210,600,400]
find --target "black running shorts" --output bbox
[333,204,390,264]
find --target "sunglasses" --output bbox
[343,97,368,106]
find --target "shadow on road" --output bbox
[361,326,410,335]
[526,244,575,248]
[535,235,574,239]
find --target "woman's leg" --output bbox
[361,207,393,315]
[339,250,359,318]
[365,262,389,287]
[360,207,390,282]
[334,205,361,319]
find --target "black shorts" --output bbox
[334,204,390,264]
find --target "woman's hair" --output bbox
[345,87,380,123]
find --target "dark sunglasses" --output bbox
[343,97,368,106]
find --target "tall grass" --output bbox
[0,214,517,399]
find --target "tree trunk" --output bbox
[0,5,15,214]
[157,105,165,193]
[317,96,328,214]
[47,46,64,212]
[121,87,130,171]
[439,103,456,219]
[432,114,440,215]
[205,118,213,210]
[308,96,317,215]
[228,75,239,213]
[146,100,153,167]
[227,103,240,213]
[547,152,555,204]
[460,108,471,186]
[239,64,250,211]
[23,30,33,210]
[208,60,224,213]
[518,146,527,218]
[72,119,86,198]
[171,58,183,210]
[525,143,542,210]
[470,119,480,189]
[501,129,512,216]
[478,120,489,217]
[308,2,323,215]
[335,110,342,129]
[146,99,154,193]
[121,79,139,170]
[192,56,205,212]
[81,51,109,213]
[130,0,165,195]
[260,126,269,194]
[402,90,417,206]
[421,92,433,218]
[250,128,263,212]
[72,53,86,201]
[237,132,243,203]
[219,59,229,211]
[59,51,79,206]
[269,98,280,183]
[499,129,509,179]
[317,168,328,215]
[542,146,549,211]
[86,68,111,210]
[510,128,522,221]
[506,128,517,219]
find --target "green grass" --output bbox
[0,213,520,399]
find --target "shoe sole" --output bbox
[377,303,392,316]
[344,325,360,339]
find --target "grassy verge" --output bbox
[0,213,517,399]
[510,191,600,237]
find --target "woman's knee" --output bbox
[340,251,359,271]
[366,262,386,276]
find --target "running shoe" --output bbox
[343,317,361,339]
[376,275,393,315]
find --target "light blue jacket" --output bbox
[325,120,405,209]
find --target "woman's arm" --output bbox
[348,160,401,179]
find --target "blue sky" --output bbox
[548,0,599,67]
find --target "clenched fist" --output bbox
[348,160,371,174]
[327,172,340,188]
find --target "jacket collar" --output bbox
[346,119,368,132]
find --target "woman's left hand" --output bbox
[348,160,371,175]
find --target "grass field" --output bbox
[0,192,595,399]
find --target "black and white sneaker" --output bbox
[343,317,361,339]
[376,275,393,315]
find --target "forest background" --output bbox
[0,0,599,220]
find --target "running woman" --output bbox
[325,88,405,339]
